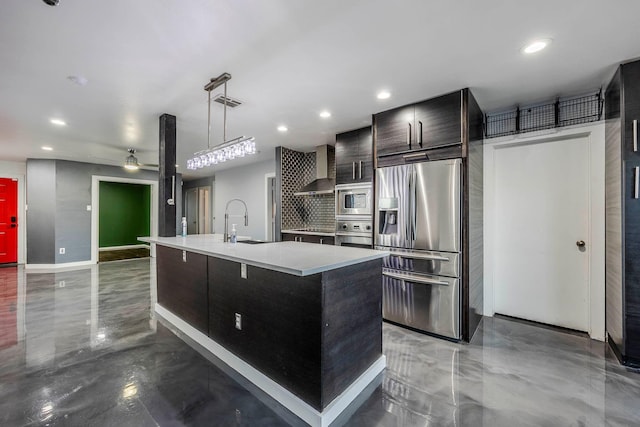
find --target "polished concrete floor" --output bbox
[1,258,639,426]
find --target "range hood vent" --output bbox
[294,145,335,196]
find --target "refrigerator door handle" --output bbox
[406,169,413,239]
[383,271,449,286]
[389,250,449,262]
[411,169,417,241]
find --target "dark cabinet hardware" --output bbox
[576,240,586,248]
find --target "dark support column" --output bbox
[159,114,177,237]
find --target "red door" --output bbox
[0,178,18,264]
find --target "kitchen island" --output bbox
[140,235,388,427]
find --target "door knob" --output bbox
[576,240,586,248]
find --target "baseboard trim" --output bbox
[155,303,385,427]
[99,244,150,252]
[25,260,95,270]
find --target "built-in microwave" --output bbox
[336,183,372,216]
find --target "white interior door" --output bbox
[493,136,590,331]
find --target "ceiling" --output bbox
[2,0,639,179]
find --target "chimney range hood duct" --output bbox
[294,145,335,196]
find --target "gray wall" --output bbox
[213,159,275,240]
[26,159,157,264]
[26,160,56,263]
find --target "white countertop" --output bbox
[139,234,388,276]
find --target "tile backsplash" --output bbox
[280,146,335,231]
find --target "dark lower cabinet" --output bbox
[605,59,640,366]
[281,233,334,245]
[207,257,382,411]
[156,246,208,334]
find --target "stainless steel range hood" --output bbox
[294,145,335,196]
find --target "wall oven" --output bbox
[335,219,373,249]
[336,183,372,217]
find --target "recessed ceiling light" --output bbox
[50,118,67,126]
[522,39,552,54]
[377,91,391,100]
[41,146,53,151]
[277,125,288,132]
[319,111,331,118]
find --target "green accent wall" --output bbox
[99,182,151,248]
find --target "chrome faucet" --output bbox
[224,199,248,242]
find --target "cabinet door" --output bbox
[335,129,361,184]
[357,127,373,182]
[374,105,415,157]
[414,91,462,149]
[299,234,322,244]
[156,246,208,334]
[281,233,296,242]
[623,61,640,158]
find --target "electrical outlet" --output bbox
[59,247,65,254]
[58,280,65,288]
[241,263,247,279]
[86,205,92,211]
[235,313,242,330]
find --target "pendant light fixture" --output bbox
[187,73,256,170]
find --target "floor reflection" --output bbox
[0,266,18,350]
[1,258,640,426]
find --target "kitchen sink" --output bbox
[237,239,269,245]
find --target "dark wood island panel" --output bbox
[208,257,382,411]
[156,245,209,334]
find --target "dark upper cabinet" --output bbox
[414,92,462,149]
[373,105,415,157]
[622,61,640,157]
[335,126,373,184]
[374,90,463,163]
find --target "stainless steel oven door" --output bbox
[336,184,372,216]
[335,233,372,249]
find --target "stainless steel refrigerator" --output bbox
[375,159,461,340]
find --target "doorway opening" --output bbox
[98,181,151,262]
[265,173,276,241]
[184,186,212,234]
[91,176,158,264]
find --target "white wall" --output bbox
[0,160,26,264]
[213,159,276,240]
[484,123,605,341]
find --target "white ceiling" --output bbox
[2,0,639,179]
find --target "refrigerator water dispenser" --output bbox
[378,197,398,235]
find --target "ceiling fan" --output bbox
[124,148,158,170]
